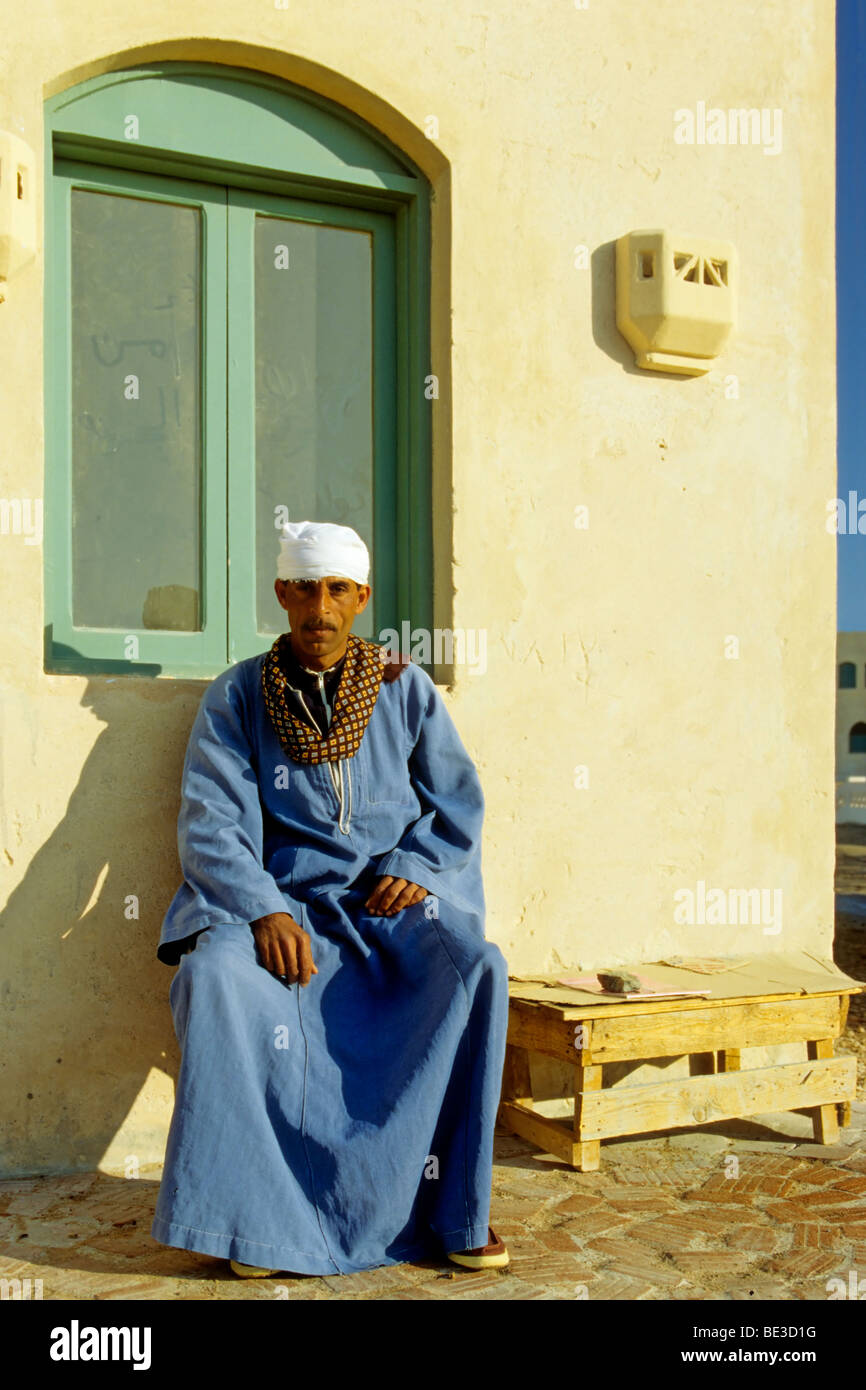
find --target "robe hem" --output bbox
[437,1221,496,1254]
[151,1215,343,1275]
[150,1214,492,1275]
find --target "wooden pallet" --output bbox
[498,985,863,1171]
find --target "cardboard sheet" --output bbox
[508,950,866,1007]
[556,972,712,1000]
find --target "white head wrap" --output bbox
[276,520,370,586]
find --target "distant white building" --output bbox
[836,633,866,824]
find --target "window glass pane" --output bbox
[254,216,374,639]
[70,189,202,631]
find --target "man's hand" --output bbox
[251,912,318,986]
[364,876,428,916]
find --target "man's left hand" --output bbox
[365,876,428,916]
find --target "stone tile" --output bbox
[790,1222,845,1250]
[723,1224,782,1254]
[765,1251,847,1278]
[786,1275,854,1302]
[684,1174,796,1199]
[764,1161,819,1180]
[764,1199,833,1223]
[585,1234,669,1263]
[582,1239,691,1288]
[552,1192,607,1216]
[830,1176,866,1193]
[420,1269,510,1297]
[726,1140,798,1155]
[720,1111,817,1141]
[494,1234,548,1258]
[0,1180,49,1198]
[810,1213,866,1239]
[731,1154,812,1175]
[680,1188,760,1206]
[664,1132,733,1154]
[392,1260,448,1283]
[492,1136,538,1159]
[319,1267,412,1296]
[535,1229,584,1253]
[723,1277,791,1300]
[487,1199,550,1222]
[792,1146,855,1163]
[801,1190,866,1208]
[386,1287,442,1299]
[486,1225,532,1247]
[508,1252,604,1283]
[605,1195,680,1216]
[791,1165,854,1189]
[3,1191,65,1217]
[76,1273,164,1300]
[562,1175,622,1195]
[621,1221,710,1253]
[430,1276,546,1300]
[0,1256,40,1278]
[818,1201,866,1222]
[744,1175,800,1196]
[492,1165,565,1190]
[0,1215,105,1247]
[606,1160,708,1188]
[671,1251,756,1277]
[104,1277,214,1300]
[583,1271,658,1299]
[558,1208,631,1239]
[601,1139,667,1160]
[668,1286,723,1300]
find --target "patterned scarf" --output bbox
[261,631,386,765]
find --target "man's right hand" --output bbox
[250,912,318,986]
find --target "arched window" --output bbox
[44,63,432,676]
[839,662,857,688]
[850,723,866,754]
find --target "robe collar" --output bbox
[261,631,385,764]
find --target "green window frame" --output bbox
[43,62,432,677]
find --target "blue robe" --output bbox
[151,652,509,1274]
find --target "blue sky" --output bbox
[838,0,866,629]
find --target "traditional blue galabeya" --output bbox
[151,597,510,1275]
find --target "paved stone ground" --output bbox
[2,1104,866,1301]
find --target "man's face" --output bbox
[274,575,371,668]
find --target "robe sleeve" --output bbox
[373,667,485,918]
[159,667,296,962]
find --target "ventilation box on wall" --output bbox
[615,229,737,376]
[0,131,37,301]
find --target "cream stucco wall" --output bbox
[0,2,837,1175]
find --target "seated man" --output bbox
[151,520,510,1277]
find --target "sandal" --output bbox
[447,1226,509,1270]
[230,1259,281,1278]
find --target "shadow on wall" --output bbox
[0,664,205,1179]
